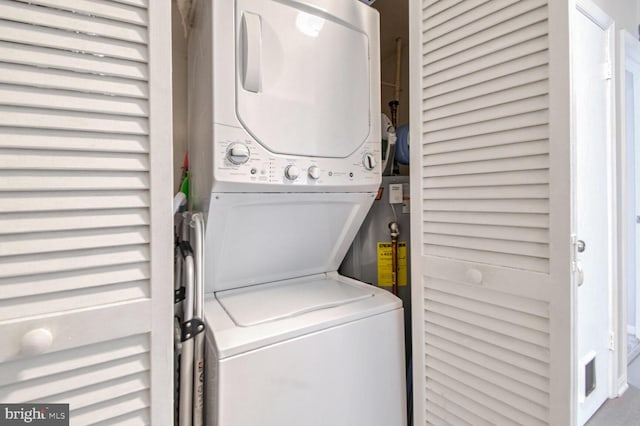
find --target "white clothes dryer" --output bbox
[187,0,406,424]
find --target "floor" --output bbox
[586,336,640,425]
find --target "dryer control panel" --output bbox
[213,124,381,191]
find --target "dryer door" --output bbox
[235,0,373,158]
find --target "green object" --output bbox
[179,171,190,201]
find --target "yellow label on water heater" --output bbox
[377,241,407,287]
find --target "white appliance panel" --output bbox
[206,308,407,426]
[212,123,380,192]
[187,0,381,197]
[205,192,375,292]
[235,0,370,158]
[217,275,374,326]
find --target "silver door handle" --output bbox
[577,240,586,253]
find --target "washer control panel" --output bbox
[214,124,380,188]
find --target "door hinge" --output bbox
[604,62,613,80]
[609,331,615,351]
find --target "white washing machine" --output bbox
[188,0,406,424]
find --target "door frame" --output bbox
[621,30,640,356]
[571,0,619,406]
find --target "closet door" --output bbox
[410,1,573,424]
[0,1,173,424]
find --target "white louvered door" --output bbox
[0,1,173,425]
[410,1,573,425]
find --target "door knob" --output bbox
[577,240,586,253]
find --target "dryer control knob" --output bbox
[284,165,300,180]
[363,153,376,170]
[226,143,250,165]
[308,166,320,180]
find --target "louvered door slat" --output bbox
[0,150,148,171]
[0,209,149,234]
[0,227,149,256]
[426,389,491,426]
[1,263,149,299]
[0,106,149,134]
[426,80,548,121]
[15,0,148,25]
[427,52,549,99]
[41,372,149,411]
[0,20,147,62]
[0,84,148,117]
[0,1,147,43]
[412,0,572,423]
[426,0,545,48]
[0,1,171,424]
[425,140,548,165]
[71,390,150,425]
[422,0,490,30]
[0,42,147,80]
[425,36,549,87]
[425,332,549,391]
[425,154,548,177]
[424,126,549,154]
[423,95,549,131]
[0,191,149,213]
[0,245,149,278]
[0,171,149,191]
[0,63,148,98]
[0,128,149,152]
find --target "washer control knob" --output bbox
[363,153,376,170]
[284,165,300,180]
[226,143,250,165]
[308,166,320,180]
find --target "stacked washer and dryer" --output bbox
[187,0,406,424]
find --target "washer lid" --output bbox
[217,275,374,327]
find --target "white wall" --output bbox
[592,0,639,34]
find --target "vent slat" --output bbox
[0,209,149,235]
[0,84,148,117]
[423,211,549,228]
[71,390,150,424]
[424,245,549,272]
[0,245,149,279]
[0,20,147,62]
[424,95,548,132]
[0,226,149,257]
[0,106,148,134]
[426,51,549,100]
[12,0,148,26]
[0,170,149,191]
[423,184,549,200]
[0,191,148,213]
[0,1,147,43]
[0,41,147,80]
[425,12,548,72]
[0,128,148,153]
[0,149,149,171]
[0,63,148,99]
[0,263,150,299]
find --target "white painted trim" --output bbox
[622,31,640,344]
[408,0,425,424]
[628,324,637,335]
[548,0,573,423]
[148,1,174,424]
